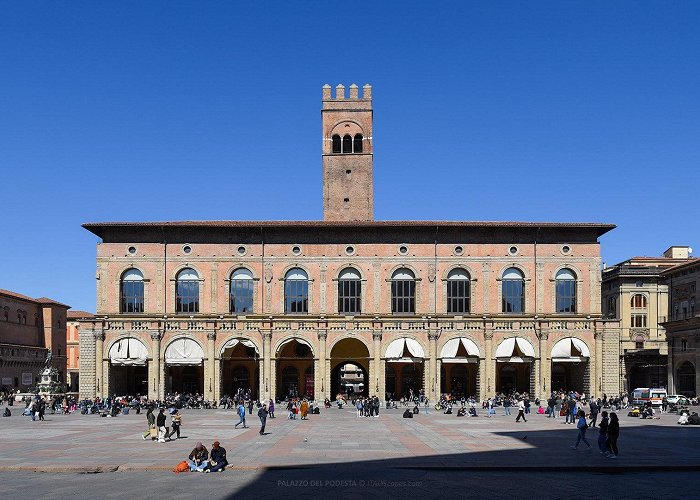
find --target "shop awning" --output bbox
[440,337,480,363]
[385,337,425,361]
[109,337,148,366]
[221,338,260,356]
[495,337,535,362]
[551,337,590,362]
[165,338,204,366]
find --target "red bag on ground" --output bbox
[173,461,190,473]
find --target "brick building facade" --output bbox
[0,289,69,391]
[78,84,622,403]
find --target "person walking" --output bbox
[606,412,620,459]
[269,399,275,418]
[166,409,182,440]
[589,399,599,428]
[142,407,156,440]
[570,409,592,450]
[597,411,609,455]
[503,397,511,416]
[258,403,269,435]
[234,402,248,428]
[515,398,527,422]
[156,408,168,443]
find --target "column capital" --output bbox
[537,331,549,341]
[317,330,328,341]
[372,330,382,341]
[262,330,273,341]
[150,330,163,341]
[207,331,217,341]
[484,330,494,340]
[92,330,104,341]
[428,330,440,342]
[594,330,604,340]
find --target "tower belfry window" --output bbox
[353,134,363,153]
[332,135,341,153]
[342,135,352,153]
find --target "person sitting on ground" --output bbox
[444,404,453,415]
[469,406,478,417]
[206,441,228,473]
[188,442,209,472]
[677,413,689,425]
[3,407,10,417]
[689,412,700,425]
[457,407,467,417]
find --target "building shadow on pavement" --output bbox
[220,423,700,498]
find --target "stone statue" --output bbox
[43,351,52,370]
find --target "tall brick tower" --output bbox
[322,83,373,221]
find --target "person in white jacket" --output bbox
[516,399,527,422]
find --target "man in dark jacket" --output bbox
[258,404,269,435]
[589,399,599,428]
[206,441,228,472]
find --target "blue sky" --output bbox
[1,2,699,312]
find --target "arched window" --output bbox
[176,268,199,313]
[332,134,341,153]
[630,293,647,327]
[120,268,144,313]
[391,268,416,314]
[501,268,525,313]
[631,294,647,308]
[338,267,361,314]
[555,268,577,313]
[342,134,352,153]
[230,268,254,313]
[447,268,470,314]
[285,268,308,314]
[353,134,363,153]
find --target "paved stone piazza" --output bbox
[1,406,697,498]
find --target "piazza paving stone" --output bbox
[0,405,699,473]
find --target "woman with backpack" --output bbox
[570,409,592,450]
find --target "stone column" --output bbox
[379,358,386,403]
[428,330,439,400]
[373,331,382,398]
[149,330,162,401]
[538,329,548,399]
[270,358,277,402]
[317,330,327,401]
[436,359,443,399]
[259,358,265,401]
[205,331,216,401]
[484,327,494,397]
[214,356,221,402]
[477,358,485,400]
[93,330,104,399]
[262,330,272,400]
[594,330,603,399]
[695,334,700,396]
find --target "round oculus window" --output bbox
[345,245,355,256]
[508,246,519,255]
[292,245,302,256]
[183,245,192,254]
[398,245,409,255]
[237,245,247,256]
[561,245,571,255]
[454,245,464,256]
[128,246,137,255]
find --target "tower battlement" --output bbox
[323,83,372,101]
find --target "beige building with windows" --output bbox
[78,84,622,403]
[601,247,693,393]
[661,258,700,397]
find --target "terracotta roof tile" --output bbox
[67,310,95,319]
